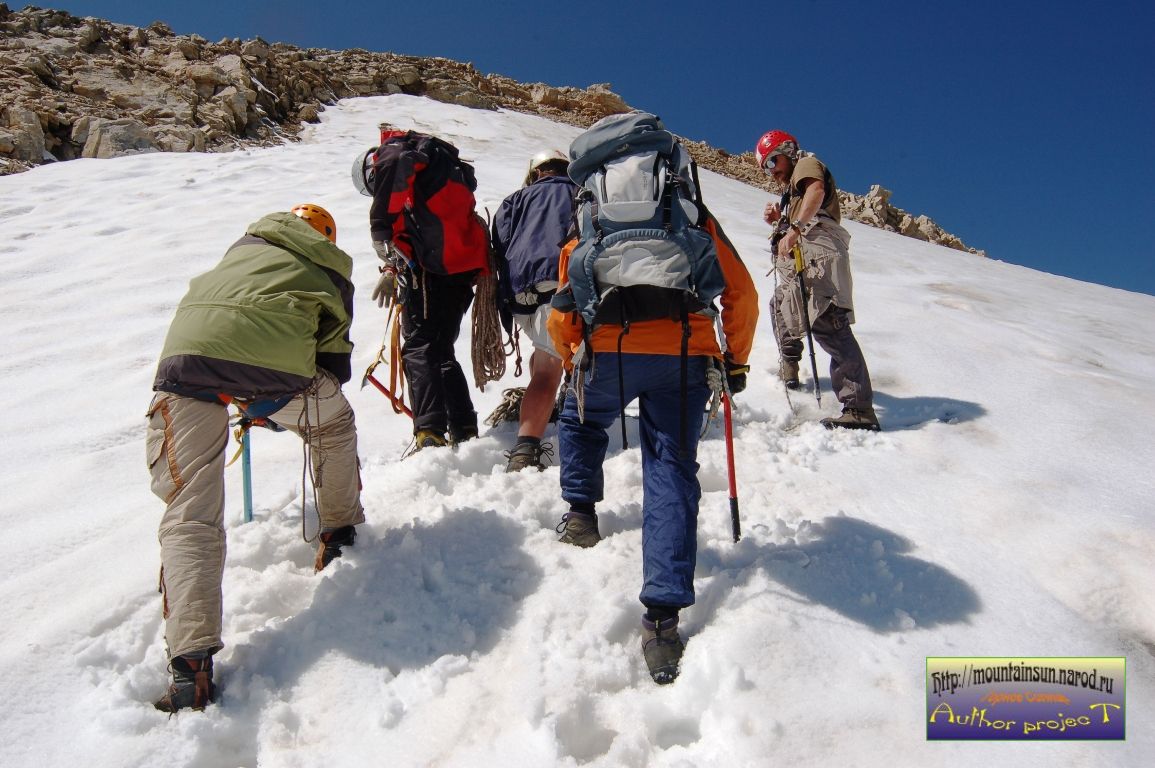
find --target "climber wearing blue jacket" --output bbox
[490,150,578,472]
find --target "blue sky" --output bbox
[52,0,1155,295]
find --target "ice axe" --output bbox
[792,241,822,407]
[361,304,414,418]
[240,428,253,523]
[363,366,413,418]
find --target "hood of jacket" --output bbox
[247,212,354,280]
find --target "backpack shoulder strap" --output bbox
[821,165,835,210]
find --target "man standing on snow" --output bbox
[490,149,578,472]
[549,214,758,684]
[757,130,881,430]
[355,130,491,451]
[147,204,365,712]
[548,113,759,685]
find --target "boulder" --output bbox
[185,63,228,99]
[1,105,46,161]
[214,85,249,131]
[151,124,205,153]
[81,118,158,158]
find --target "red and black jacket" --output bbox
[368,132,489,276]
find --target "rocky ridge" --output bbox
[0,4,981,254]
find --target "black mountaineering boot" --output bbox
[314,525,356,572]
[448,422,479,447]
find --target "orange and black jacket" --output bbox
[547,214,759,368]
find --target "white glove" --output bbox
[372,266,398,309]
[370,240,406,309]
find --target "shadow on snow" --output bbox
[696,515,981,633]
[231,507,541,680]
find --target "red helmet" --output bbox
[755,130,799,168]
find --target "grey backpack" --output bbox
[552,112,725,327]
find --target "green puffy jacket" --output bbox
[154,212,355,401]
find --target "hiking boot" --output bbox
[641,615,684,685]
[414,429,448,449]
[504,440,555,473]
[448,423,479,447]
[821,407,881,432]
[779,359,801,390]
[314,524,356,572]
[154,653,216,713]
[556,509,600,548]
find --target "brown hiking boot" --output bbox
[778,359,800,390]
[641,615,684,685]
[504,440,555,473]
[821,407,881,432]
[154,654,216,713]
[556,509,600,548]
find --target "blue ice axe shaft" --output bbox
[241,428,253,523]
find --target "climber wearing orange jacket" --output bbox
[547,211,758,682]
[548,215,758,367]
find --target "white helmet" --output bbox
[523,149,568,187]
[351,147,376,196]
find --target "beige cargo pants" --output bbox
[146,370,365,659]
[777,219,857,340]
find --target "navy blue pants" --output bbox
[559,353,710,609]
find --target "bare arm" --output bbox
[776,177,825,259]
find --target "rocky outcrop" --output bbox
[0,4,980,255]
[669,141,984,256]
[0,4,626,166]
[840,184,981,255]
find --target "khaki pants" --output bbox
[795,220,856,330]
[146,371,364,659]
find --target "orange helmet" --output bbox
[291,203,337,243]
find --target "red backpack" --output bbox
[365,131,490,276]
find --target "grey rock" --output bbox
[81,118,158,158]
[1,105,46,161]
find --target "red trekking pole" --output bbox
[721,390,741,542]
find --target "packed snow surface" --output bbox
[1,95,1152,766]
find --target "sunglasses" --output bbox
[762,153,782,175]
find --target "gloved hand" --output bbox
[372,265,398,308]
[725,361,750,395]
[372,239,392,263]
[371,240,406,308]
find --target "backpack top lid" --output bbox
[568,111,677,186]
